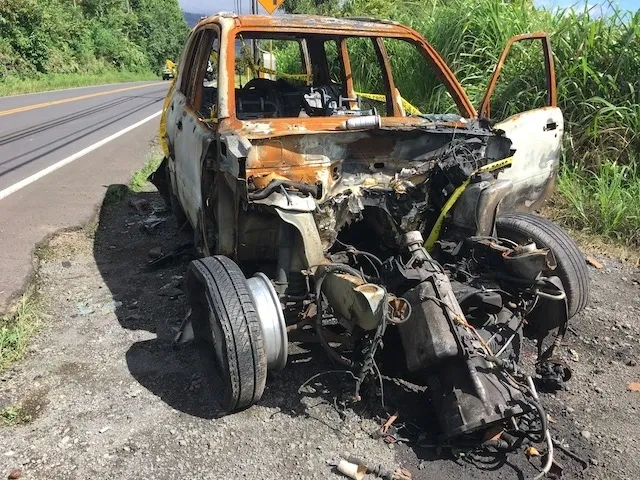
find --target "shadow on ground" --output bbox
[93,185,540,479]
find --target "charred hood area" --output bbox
[243,124,513,255]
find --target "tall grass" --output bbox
[557,158,640,245]
[0,294,40,371]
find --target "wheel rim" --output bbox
[246,273,288,371]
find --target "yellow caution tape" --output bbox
[355,92,422,116]
[424,157,514,251]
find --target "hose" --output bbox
[334,239,384,277]
[494,313,527,358]
[527,375,554,480]
[248,179,319,200]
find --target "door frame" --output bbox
[478,32,557,119]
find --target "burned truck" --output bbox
[155,13,589,444]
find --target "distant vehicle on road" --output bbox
[162,59,176,81]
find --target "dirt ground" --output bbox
[1,187,639,480]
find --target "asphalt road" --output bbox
[0,81,169,312]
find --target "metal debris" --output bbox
[337,456,412,480]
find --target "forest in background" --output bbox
[0,0,189,92]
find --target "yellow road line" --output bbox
[0,82,166,118]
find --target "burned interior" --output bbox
[156,13,589,468]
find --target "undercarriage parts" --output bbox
[319,268,386,331]
[399,278,462,371]
[427,356,529,438]
[387,232,532,438]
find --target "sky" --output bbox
[179,0,262,14]
[179,0,640,14]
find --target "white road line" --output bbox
[0,110,162,201]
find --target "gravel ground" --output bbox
[1,188,639,480]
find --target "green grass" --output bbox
[0,70,158,97]
[557,159,640,246]
[0,404,21,425]
[0,404,28,426]
[130,153,164,193]
[0,294,40,372]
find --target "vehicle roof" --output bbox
[198,13,414,36]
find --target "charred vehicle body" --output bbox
[156,14,589,447]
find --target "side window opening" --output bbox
[382,38,458,116]
[345,37,389,116]
[481,39,549,120]
[180,31,203,96]
[197,31,220,118]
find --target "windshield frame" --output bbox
[218,22,476,130]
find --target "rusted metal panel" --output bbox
[375,36,399,116]
[340,38,356,107]
[202,14,408,33]
[243,129,472,205]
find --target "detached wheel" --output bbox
[496,213,589,318]
[187,256,267,412]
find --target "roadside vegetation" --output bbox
[284,0,640,246]
[0,71,157,97]
[131,151,164,193]
[0,0,189,96]
[0,293,40,372]
[0,403,31,426]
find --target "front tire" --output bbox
[496,213,590,318]
[187,256,267,412]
